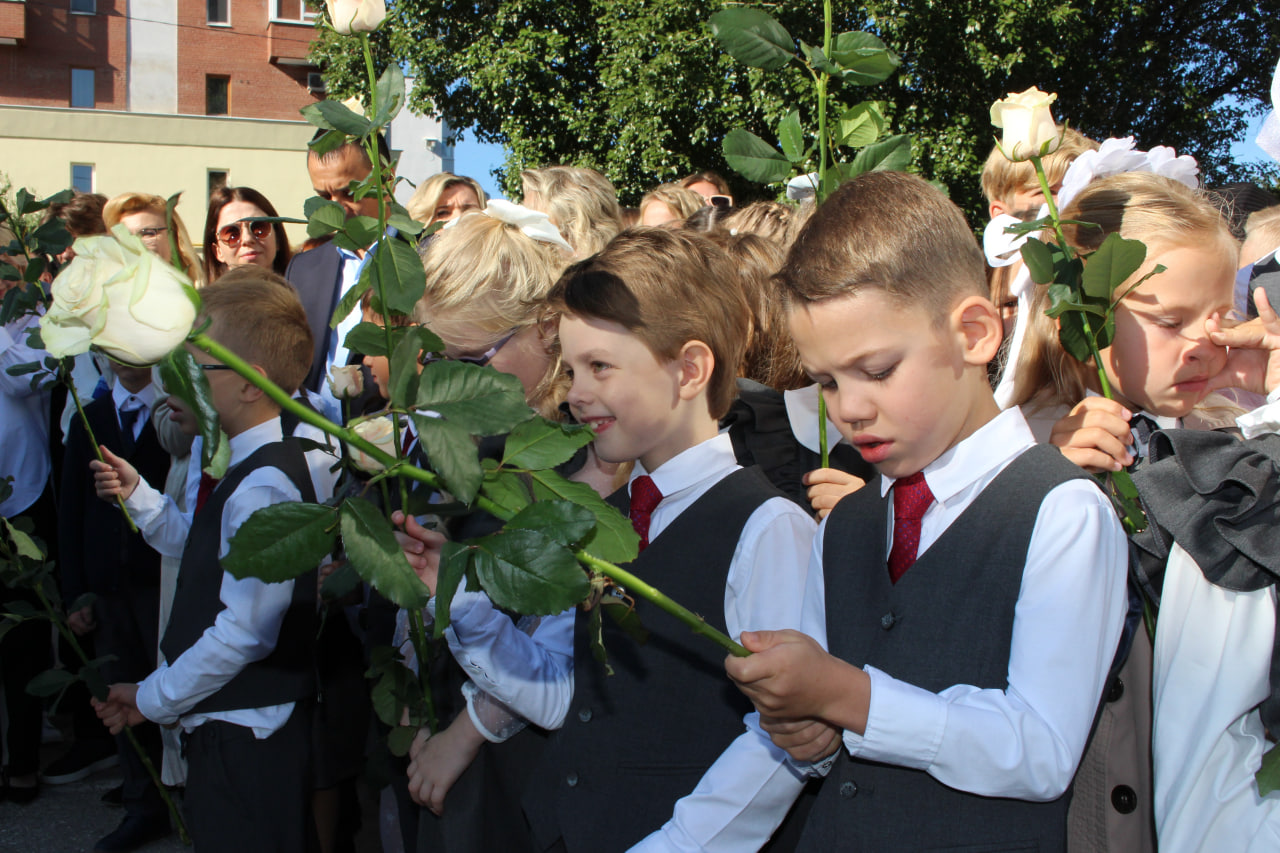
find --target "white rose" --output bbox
[40,235,114,357]
[990,87,1062,162]
[349,416,398,473]
[328,364,365,400]
[326,0,386,35]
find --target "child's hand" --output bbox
[67,605,96,636]
[1208,288,1280,397]
[90,446,140,501]
[1049,397,1134,473]
[726,630,869,735]
[803,468,866,519]
[92,683,144,735]
[406,713,485,816]
[759,715,843,764]
[391,510,446,594]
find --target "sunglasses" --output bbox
[217,220,272,248]
[708,195,732,208]
[419,329,518,368]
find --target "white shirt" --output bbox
[111,379,157,442]
[828,407,1129,801]
[130,418,305,738]
[317,247,368,422]
[0,311,53,516]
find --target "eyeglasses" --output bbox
[196,363,233,371]
[419,329,519,368]
[708,195,732,208]
[217,220,273,248]
[133,227,168,241]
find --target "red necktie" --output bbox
[402,427,415,458]
[194,472,220,516]
[628,475,663,552]
[887,472,934,583]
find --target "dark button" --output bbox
[566,772,579,788]
[880,613,896,630]
[839,781,858,799]
[1107,678,1125,703]
[1111,784,1137,814]
[578,708,593,723]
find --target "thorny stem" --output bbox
[66,369,137,532]
[407,607,439,731]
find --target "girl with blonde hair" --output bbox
[103,192,204,287]
[404,172,486,227]
[520,166,621,257]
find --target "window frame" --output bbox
[70,67,95,109]
[71,164,94,194]
[69,0,96,16]
[205,75,230,116]
[207,0,230,26]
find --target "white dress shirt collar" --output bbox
[111,377,157,413]
[630,432,737,502]
[228,417,284,468]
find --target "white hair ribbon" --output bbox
[482,199,572,252]
[1259,57,1280,161]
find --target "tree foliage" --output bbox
[308,0,1278,216]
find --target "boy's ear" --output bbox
[988,199,1008,220]
[238,364,270,403]
[951,296,1004,366]
[675,340,715,402]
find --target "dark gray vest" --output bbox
[160,439,318,715]
[523,466,783,852]
[799,445,1092,853]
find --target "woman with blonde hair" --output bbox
[103,192,204,287]
[520,165,621,258]
[638,183,703,227]
[405,172,486,227]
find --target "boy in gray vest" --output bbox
[726,172,1130,852]
[92,275,320,851]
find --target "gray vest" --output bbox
[523,466,782,852]
[800,445,1093,853]
[160,439,318,715]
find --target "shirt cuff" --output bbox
[841,665,945,770]
[1236,389,1280,439]
[135,669,180,728]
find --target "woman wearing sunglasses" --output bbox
[201,186,292,283]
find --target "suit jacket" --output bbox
[58,395,170,603]
[285,241,345,393]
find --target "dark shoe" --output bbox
[101,783,125,806]
[40,739,119,784]
[3,774,40,804]
[94,815,171,852]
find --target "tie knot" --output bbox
[892,472,933,521]
[630,475,663,517]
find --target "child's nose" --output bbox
[833,388,873,426]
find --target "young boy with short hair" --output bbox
[725,172,1129,852]
[92,273,321,851]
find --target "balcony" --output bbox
[268,20,314,66]
[0,0,26,47]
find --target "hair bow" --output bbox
[482,199,572,251]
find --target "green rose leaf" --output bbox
[415,361,534,436]
[709,8,794,71]
[301,99,372,137]
[1020,237,1057,285]
[501,417,593,469]
[306,200,347,240]
[1,516,43,562]
[372,63,407,129]
[388,724,418,757]
[506,500,596,548]
[340,496,430,610]
[387,209,425,237]
[831,31,900,85]
[388,326,438,408]
[470,529,589,616]
[841,133,912,179]
[1057,312,1095,363]
[798,41,840,76]
[480,465,533,514]
[308,128,348,158]
[369,235,427,316]
[31,217,73,259]
[369,653,417,728]
[333,215,382,254]
[777,110,805,163]
[432,540,471,638]
[836,101,887,149]
[344,321,401,359]
[320,561,362,600]
[79,660,110,702]
[723,129,794,184]
[530,469,639,564]
[1083,233,1147,301]
[26,668,78,698]
[223,503,339,582]
[159,348,229,477]
[1256,742,1280,796]
[411,415,483,504]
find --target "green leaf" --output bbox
[506,500,596,548]
[1256,744,1280,796]
[369,653,417,728]
[301,99,372,137]
[1,516,44,561]
[470,529,589,616]
[344,321,400,359]
[306,200,347,240]
[31,217,73,258]
[529,469,639,564]
[68,592,96,613]
[411,415,483,504]
[432,541,471,638]
[842,134,912,179]
[722,129,793,185]
[308,128,348,158]
[79,660,109,702]
[798,41,840,76]
[480,466,533,514]
[388,326,431,408]
[587,604,611,674]
[372,63,406,129]
[1083,233,1147,301]
[330,276,371,331]
[1057,312,1095,363]
[223,503,340,582]
[830,31,900,85]
[159,348,228,477]
[387,210,425,237]
[708,8,794,71]
[501,417,593,469]
[26,668,77,698]
[415,361,534,436]
[333,215,382,254]
[340,497,430,610]
[603,595,650,646]
[1020,237,1056,285]
[320,561,361,600]
[388,724,418,757]
[835,101,886,149]
[369,235,427,316]
[777,110,805,163]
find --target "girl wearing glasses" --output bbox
[103,192,205,287]
[201,186,292,283]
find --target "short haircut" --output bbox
[404,172,487,225]
[1242,204,1280,265]
[680,170,732,197]
[103,191,206,288]
[307,129,391,169]
[198,267,314,395]
[981,127,1098,209]
[50,192,107,237]
[723,201,792,244]
[639,183,703,224]
[548,228,749,419]
[777,171,986,322]
[202,185,293,282]
[521,166,621,258]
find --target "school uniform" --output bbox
[126,419,319,851]
[801,408,1128,852]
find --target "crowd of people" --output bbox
[2,117,1279,853]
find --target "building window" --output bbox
[208,170,228,196]
[70,0,96,14]
[70,68,95,109]
[207,0,228,25]
[205,76,229,116]
[71,164,94,194]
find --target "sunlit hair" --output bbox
[680,170,732,197]
[1242,205,1280,267]
[723,201,792,244]
[405,172,487,226]
[639,183,703,225]
[103,192,205,288]
[781,199,815,252]
[202,186,292,283]
[198,267,313,394]
[49,192,107,237]
[778,171,986,322]
[1011,172,1239,411]
[981,127,1098,211]
[412,212,572,417]
[548,229,750,419]
[520,166,621,258]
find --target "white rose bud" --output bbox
[349,416,398,473]
[328,364,364,400]
[42,228,196,365]
[990,87,1062,162]
[325,0,386,35]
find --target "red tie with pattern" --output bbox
[628,475,664,552]
[194,472,220,516]
[887,472,934,583]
